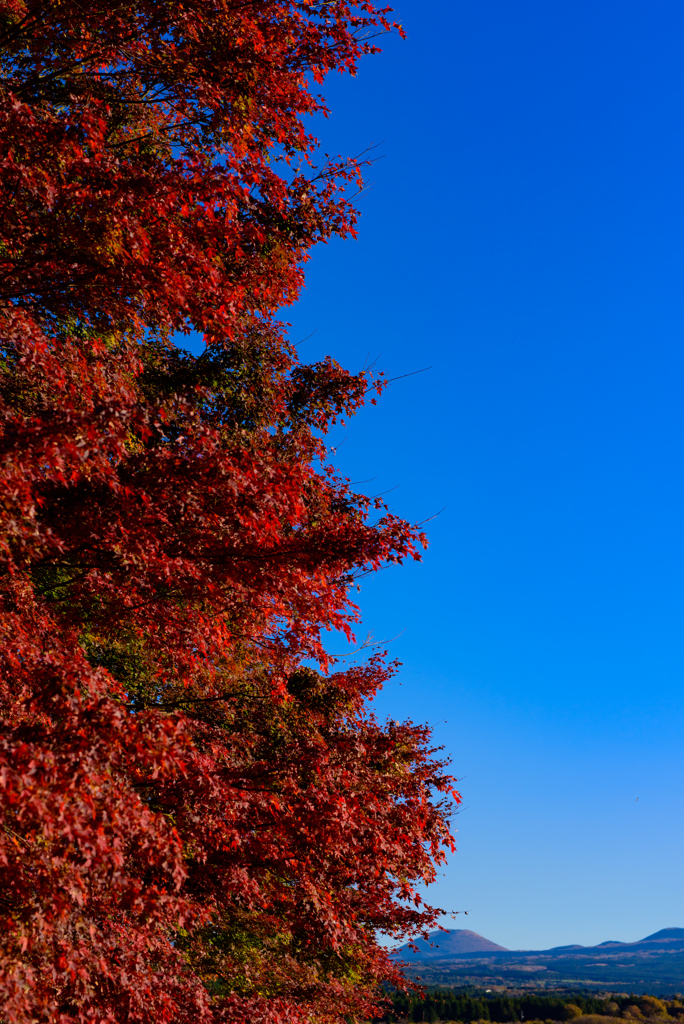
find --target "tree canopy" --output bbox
[0,2,459,1021]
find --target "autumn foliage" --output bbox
[0,2,459,1021]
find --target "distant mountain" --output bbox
[396,929,508,959]
[643,928,684,941]
[394,926,684,994]
[396,927,684,962]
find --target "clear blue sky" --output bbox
[283,0,684,951]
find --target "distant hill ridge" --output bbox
[393,926,684,994]
[395,926,684,961]
[644,928,684,941]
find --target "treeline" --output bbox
[381,990,684,1023]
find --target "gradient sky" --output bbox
[278,0,684,951]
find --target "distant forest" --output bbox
[381,989,684,1023]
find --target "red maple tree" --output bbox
[0,2,459,1022]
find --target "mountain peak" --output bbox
[396,929,508,959]
[641,928,684,942]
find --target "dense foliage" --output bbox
[385,990,684,1023]
[0,2,458,1022]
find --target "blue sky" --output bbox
[282,0,684,950]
